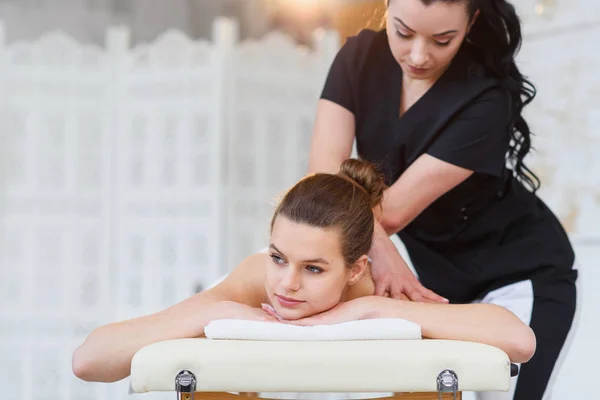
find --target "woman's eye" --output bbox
[306,265,323,274]
[395,27,451,47]
[270,254,285,264]
[395,30,411,39]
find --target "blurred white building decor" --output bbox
[0,17,337,400]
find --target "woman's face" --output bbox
[265,215,366,320]
[386,0,473,82]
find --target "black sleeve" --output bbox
[319,36,359,114]
[426,87,512,177]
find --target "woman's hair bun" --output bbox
[339,159,387,208]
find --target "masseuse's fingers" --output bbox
[388,276,419,301]
[418,286,449,304]
[400,284,423,302]
[387,289,408,301]
[397,292,409,301]
[403,284,447,304]
[375,274,446,303]
[374,278,392,297]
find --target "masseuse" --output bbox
[305,0,577,399]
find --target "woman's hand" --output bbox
[276,297,379,326]
[212,301,279,322]
[370,221,448,303]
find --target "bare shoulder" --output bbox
[215,252,270,307]
[158,252,269,319]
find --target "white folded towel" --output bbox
[204,318,421,341]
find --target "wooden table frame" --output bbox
[179,392,462,399]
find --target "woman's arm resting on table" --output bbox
[72,253,269,383]
[289,296,536,364]
[374,297,536,363]
[307,99,355,175]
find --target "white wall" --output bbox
[515,2,600,398]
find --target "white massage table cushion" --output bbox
[204,318,422,341]
[130,339,512,393]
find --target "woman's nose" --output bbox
[410,41,429,67]
[280,269,301,291]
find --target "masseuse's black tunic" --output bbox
[320,29,577,304]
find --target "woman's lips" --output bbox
[276,294,305,308]
[407,64,429,75]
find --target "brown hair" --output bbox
[271,159,387,265]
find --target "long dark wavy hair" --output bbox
[386,0,540,192]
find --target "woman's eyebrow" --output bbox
[432,29,458,37]
[393,16,458,36]
[302,257,330,265]
[394,17,416,32]
[269,244,283,253]
[269,244,329,265]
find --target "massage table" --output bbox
[129,320,519,400]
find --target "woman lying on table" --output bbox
[72,159,536,383]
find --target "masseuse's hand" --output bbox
[370,221,448,304]
[213,301,279,322]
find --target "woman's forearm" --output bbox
[72,252,269,383]
[372,297,536,363]
[370,219,398,254]
[72,296,224,383]
[378,207,410,236]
